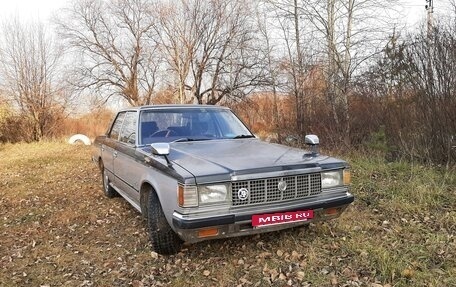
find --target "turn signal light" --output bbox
[197,228,219,238]
[177,184,198,207]
[343,169,351,185]
[178,185,184,206]
[325,208,338,216]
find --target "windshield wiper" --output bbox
[172,138,211,143]
[233,134,255,139]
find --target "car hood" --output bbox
[168,139,346,183]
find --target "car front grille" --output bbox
[231,173,321,206]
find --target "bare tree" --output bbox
[301,0,399,144]
[263,0,323,137]
[154,0,198,104]
[403,23,456,164]
[156,0,266,105]
[55,0,159,106]
[256,7,282,141]
[0,19,67,141]
[312,0,396,145]
[263,0,399,144]
[354,17,456,165]
[450,0,456,24]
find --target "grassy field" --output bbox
[0,142,454,287]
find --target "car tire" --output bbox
[68,134,91,145]
[100,161,118,198]
[147,191,183,255]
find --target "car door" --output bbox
[114,111,142,205]
[102,112,126,182]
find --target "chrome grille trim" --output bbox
[231,173,321,206]
[231,167,321,181]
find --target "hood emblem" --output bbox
[278,179,287,192]
[238,188,250,201]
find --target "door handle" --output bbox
[113,151,118,158]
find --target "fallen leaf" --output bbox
[239,278,252,285]
[320,268,329,275]
[401,268,414,279]
[291,251,301,260]
[296,271,305,281]
[270,269,279,281]
[259,252,272,259]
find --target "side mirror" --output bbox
[305,134,319,155]
[151,143,170,156]
[151,143,172,166]
[305,134,319,145]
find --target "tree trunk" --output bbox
[294,0,305,136]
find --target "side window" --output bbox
[119,112,137,145]
[109,112,126,140]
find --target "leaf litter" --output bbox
[0,142,454,286]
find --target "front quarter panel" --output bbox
[136,148,196,229]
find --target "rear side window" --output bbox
[109,112,126,140]
[119,112,137,145]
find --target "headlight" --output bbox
[198,184,228,204]
[321,170,343,189]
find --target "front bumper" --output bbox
[172,192,354,243]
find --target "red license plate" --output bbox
[252,210,314,227]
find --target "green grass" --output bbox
[0,142,454,286]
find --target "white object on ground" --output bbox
[68,134,91,145]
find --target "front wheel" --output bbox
[100,161,118,198]
[147,191,183,255]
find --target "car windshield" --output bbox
[139,107,253,145]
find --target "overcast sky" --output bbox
[0,0,447,27]
[0,0,66,23]
[0,0,453,40]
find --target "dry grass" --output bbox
[0,142,454,287]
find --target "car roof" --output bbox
[118,104,230,112]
